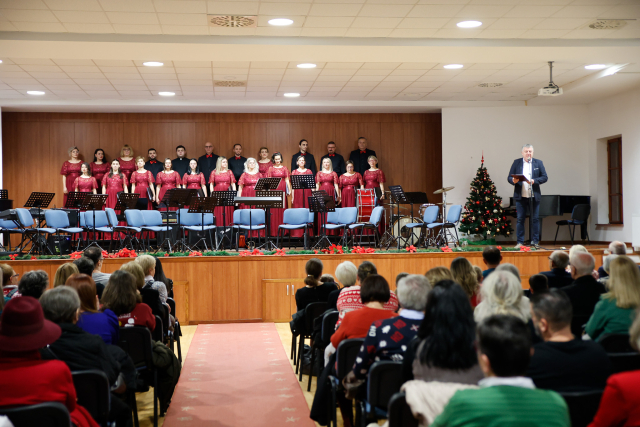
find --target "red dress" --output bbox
[117,158,136,185]
[90,162,109,192]
[339,172,363,208]
[238,172,264,237]
[317,171,339,235]
[210,170,236,226]
[73,176,98,193]
[156,171,182,211]
[61,160,82,206]
[131,170,155,210]
[363,169,386,191]
[183,172,206,191]
[0,353,100,427]
[258,161,272,176]
[291,168,314,238]
[101,173,128,210]
[266,166,289,237]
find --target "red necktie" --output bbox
[150,160,156,164]
[206,154,212,158]
[235,156,241,160]
[328,154,335,157]
[360,150,366,154]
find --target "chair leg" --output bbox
[297,335,306,380]
[554,225,559,245]
[570,225,575,245]
[153,369,158,427]
[291,333,297,362]
[308,345,316,391]
[129,388,139,427]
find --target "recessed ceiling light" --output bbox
[297,63,316,69]
[159,92,175,96]
[0,60,3,64]
[284,93,300,97]
[27,91,45,95]
[585,64,607,70]
[143,61,164,67]
[457,20,482,28]
[268,18,293,26]
[444,64,464,69]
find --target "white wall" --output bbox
[442,105,590,243]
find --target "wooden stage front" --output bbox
[5,249,604,325]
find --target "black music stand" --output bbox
[23,192,55,255]
[311,190,335,249]
[0,189,8,199]
[210,191,236,250]
[80,194,108,251]
[290,174,315,209]
[255,190,284,250]
[64,192,90,209]
[187,197,216,251]
[383,186,408,249]
[162,189,197,252]
[114,193,140,250]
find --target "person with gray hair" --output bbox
[345,274,431,381]
[540,250,573,289]
[507,143,548,249]
[597,241,631,279]
[560,251,606,319]
[474,270,530,323]
[598,254,618,286]
[17,270,49,299]
[495,263,521,282]
[327,261,359,310]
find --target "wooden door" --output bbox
[290,281,306,317]
[262,280,294,322]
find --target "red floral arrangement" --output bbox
[440,246,453,253]
[188,251,203,257]
[240,249,264,257]
[275,248,286,256]
[519,245,531,252]
[351,246,375,254]
[406,245,417,253]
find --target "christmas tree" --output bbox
[459,156,513,239]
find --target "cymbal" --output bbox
[436,202,453,205]
[433,186,455,194]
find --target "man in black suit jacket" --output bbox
[197,142,219,185]
[144,148,163,179]
[540,250,574,289]
[320,141,345,176]
[228,144,247,182]
[507,144,548,248]
[561,252,605,320]
[172,145,189,178]
[291,139,317,176]
[349,137,377,176]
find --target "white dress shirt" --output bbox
[521,159,533,198]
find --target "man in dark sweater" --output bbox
[228,144,247,182]
[560,252,605,319]
[197,141,219,183]
[320,141,345,176]
[540,250,573,289]
[528,289,610,392]
[172,145,190,178]
[482,246,502,279]
[348,137,377,175]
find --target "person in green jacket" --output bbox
[431,314,570,427]
[586,255,640,340]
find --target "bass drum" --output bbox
[392,216,422,241]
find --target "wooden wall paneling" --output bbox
[379,122,404,190]
[265,122,290,164]
[238,260,264,320]
[425,114,443,204]
[211,260,239,321]
[74,123,101,162]
[403,122,426,193]
[289,122,314,163]
[357,123,381,151]
[99,122,124,151]
[172,280,188,324]
[122,123,149,160]
[171,122,196,155]
[50,122,75,208]
[241,123,268,164]
[312,122,336,152]
[145,123,172,161]
[186,261,213,322]
[334,122,359,154]
[219,122,245,159]
[264,258,299,280]
[195,122,221,156]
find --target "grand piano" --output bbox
[505,195,591,241]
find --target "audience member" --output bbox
[153,256,173,298]
[473,266,484,285]
[529,274,549,295]
[588,311,640,427]
[481,246,502,278]
[73,257,95,277]
[17,270,49,299]
[597,254,617,287]
[120,261,165,322]
[474,270,530,323]
[327,261,358,310]
[295,258,338,312]
[561,252,605,319]
[569,245,600,279]
[66,273,119,345]
[495,263,521,282]
[53,262,79,287]
[101,270,156,331]
[430,315,570,427]
[0,297,100,427]
[541,251,573,289]
[84,246,110,293]
[320,274,335,283]
[585,255,640,340]
[451,257,480,307]
[597,241,627,279]
[136,255,169,304]
[527,289,610,392]
[425,266,453,286]
[1,264,19,300]
[395,272,409,285]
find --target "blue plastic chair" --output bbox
[236,209,265,250]
[140,210,173,251]
[406,205,439,247]
[428,205,462,247]
[15,208,55,254]
[349,206,384,246]
[106,208,140,250]
[325,207,357,246]
[278,208,310,249]
[179,209,216,250]
[44,209,84,252]
[0,218,20,251]
[124,210,146,250]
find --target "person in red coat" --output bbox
[0,297,100,427]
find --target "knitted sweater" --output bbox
[585,296,636,340]
[336,286,398,325]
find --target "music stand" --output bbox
[24,192,55,255]
[311,190,335,249]
[290,174,315,209]
[210,191,236,250]
[255,190,284,250]
[187,197,216,251]
[404,192,429,247]
[382,186,408,250]
[0,189,8,199]
[114,193,140,250]
[64,192,90,209]
[80,194,108,251]
[162,189,198,252]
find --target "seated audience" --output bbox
[336,261,398,325]
[430,315,570,427]
[481,246,502,278]
[1,263,19,302]
[529,274,549,296]
[66,273,119,345]
[540,251,573,289]
[495,263,521,282]
[597,241,627,279]
[597,254,617,287]
[73,256,103,299]
[120,261,165,323]
[561,252,605,319]
[0,297,100,427]
[136,255,169,304]
[153,256,173,298]
[473,266,483,285]
[425,266,453,286]
[295,258,338,312]
[474,270,530,323]
[588,311,640,427]
[84,246,110,293]
[53,262,79,287]
[320,274,336,283]
[100,270,156,331]
[327,261,358,311]
[527,289,610,392]
[585,255,640,340]
[451,257,480,307]
[570,245,599,279]
[395,272,409,285]
[16,270,49,299]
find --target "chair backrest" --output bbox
[78,211,86,228]
[326,209,340,224]
[85,210,110,228]
[240,209,265,226]
[570,314,590,338]
[572,204,591,222]
[304,302,328,333]
[339,207,358,225]
[0,402,71,427]
[167,297,177,319]
[597,333,634,352]
[560,390,603,427]
[233,209,242,225]
[608,352,640,374]
[141,210,163,227]
[446,205,463,223]
[321,310,339,343]
[335,338,365,379]
[44,210,70,229]
[124,209,145,227]
[118,326,154,369]
[15,208,34,228]
[388,392,419,427]
[72,370,110,426]
[153,315,164,342]
[367,361,404,412]
[423,206,439,224]
[0,218,17,229]
[201,213,215,226]
[308,211,315,223]
[179,209,200,226]
[368,206,384,226]
[283,208,309,226]
[105,208,118,227]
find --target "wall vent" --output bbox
[214,81,247,87]
[587,19,627,30]
[208,15,257,28]
[478,83,503,88]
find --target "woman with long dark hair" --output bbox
[294,258,337,312]
[101,159,128,210]
[182,158,207,196]
[153,256,173,298]
[73,162,98,194]
[91,149,109,192]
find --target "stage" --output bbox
[4,248,604,325]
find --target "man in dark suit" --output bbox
[560,252,605,320]
[290,139,317,176]
[507,144,548,249]
[349,137,377,175]
[227,143,247,182]
[320,141,345,176]
[197,142,218,184]
[172,145,189,178]
[144,148,163,179]
[540,250,574,289]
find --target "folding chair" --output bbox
[309,310,339,391]
[14,208,55,254]
[106,208,140,251]
[560,390,603,427]
[328,338,365,427]
[44,209,84,252]
[388,392,419,427]
[428,204,462,247]
[405,205,439,248]
[325,207,357,247]
[140,210,172,251]
[72,370,111,427]
[359,361,403,425]
[349,206,384,246]
[236,209,266,250]
[0,402,71,427]
[597,333,634,353]
[297,302,328,381]
[278,208,311,249]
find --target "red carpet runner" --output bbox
[163,323,315,426]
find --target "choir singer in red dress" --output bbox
[183,159,207,196]
[154,158,182,210]
[209,157,236,227]
[316,158,341,234]
[90,149,109,193]
[363,155,386,202]
[130,156,156,210]
[339,160,364,208]
[101,159,128,210]
[258,147,272,176]
[266,152,290,237]
[237,158,264,236]
[291,155,314,238]
[73,162,98,194]
[117,145,136,187]
[61,146,83,206]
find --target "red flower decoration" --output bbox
[188,251,203,257]
[30,256,37,260]
[164,253,169,257]
[496,246,503,250]
[275,249,286,256]
[406,245,417,253]
[519,245,531,252]
[440,246,453,253]
[313,250,319,254]
[9,254,17,260]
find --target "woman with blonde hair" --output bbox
[53,262,79,287]
[363,155,386,201]
[61,146,82,205]
[474,270,530,323]
[425,266,454,287]
[116,144,136,185]
[450,257,480,307]
[209,156,236,226]
[585,255,640,340]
